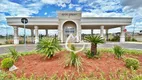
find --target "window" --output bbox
[65,27,75,34]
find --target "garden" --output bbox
[0,35,142,80]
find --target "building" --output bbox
[6,11,132,44]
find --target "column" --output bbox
[58,25,62,42]
[31,29,34,43]
[120,26,125,43]
[34,26,39,44]
[100,26,104,38]
[46,29,48,37]
[91,29,93,35]
[106,29,108,41]
[77,23,81,42]
[13,26,19,44]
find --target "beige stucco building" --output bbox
[6,11,132,44]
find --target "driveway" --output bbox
[0,42,142,54]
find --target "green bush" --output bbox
[85,50,101,59]
[9,47,19,60]
[65,52,82,72]
[113,45,124,59]
[0,43,2,45]
[131,38,137,41]
[85,50,94,58]
[37,37,61,59]
[70,44,76,51]
[125,58,140,70]
[110,35,120,41]
[5,40,13,44]
[132,75,142,80]
[1,58,14,69]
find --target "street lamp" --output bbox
[21,18,28,50]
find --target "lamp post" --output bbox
[21,18,28,50]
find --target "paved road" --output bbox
[0,44,36,54]
[0,42,142,54]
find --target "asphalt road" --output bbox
[0,42,142,54]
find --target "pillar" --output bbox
[31,29,34,43]
[78,24,81,42]
[100,26,104,38]
[106,29,108,41]
[58,25,62,42]
[13,26,19,44]
[46,29,48,37]
[120,26,125,43]
[34,26,39,44]
[91,29,93,35]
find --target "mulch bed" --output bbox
[1,51,142,79]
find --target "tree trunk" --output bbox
[91,43,97,55]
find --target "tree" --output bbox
[37,37,61,59]
[85,35,105,55]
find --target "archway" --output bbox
[63,21,77,42]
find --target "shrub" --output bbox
[132,75,142,80]
[9,47,19,60]
[65,52,82,72]
[1,58,14,69]
[85,50,94,58]
[0,43,2,45]
[85,50,101,59]
[113,45,124,59]
[110,35,120,41]
[131,38,137,41]
[70,44,76,51]
[37,37,61,59]
[19,40,24,44]
[5,40,13,44]
[125,58,140,70]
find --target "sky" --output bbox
[0,0,142,36]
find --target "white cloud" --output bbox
[121,0,142,9]
[82,11,127,17]
[69,4,79,9]
[78,0,87,3]
[0,0,43,16]
[41,0,70,8]
[76,7,82,11]
[0,13,6,22]
[44,12,47,15]
[69,4,73,9]
[41,0,57,4]
[58,3,66,8]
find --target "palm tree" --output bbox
[85,35,105,55]
[37,37,61,59]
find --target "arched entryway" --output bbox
[63,21,77,42]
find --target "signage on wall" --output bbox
[61,13,78,18]
[62,13,78,16]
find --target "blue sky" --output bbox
[0,0,142,36]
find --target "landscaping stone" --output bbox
[9,65,18,71]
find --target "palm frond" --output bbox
[36,37,61,59]
[85,35,105,44]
